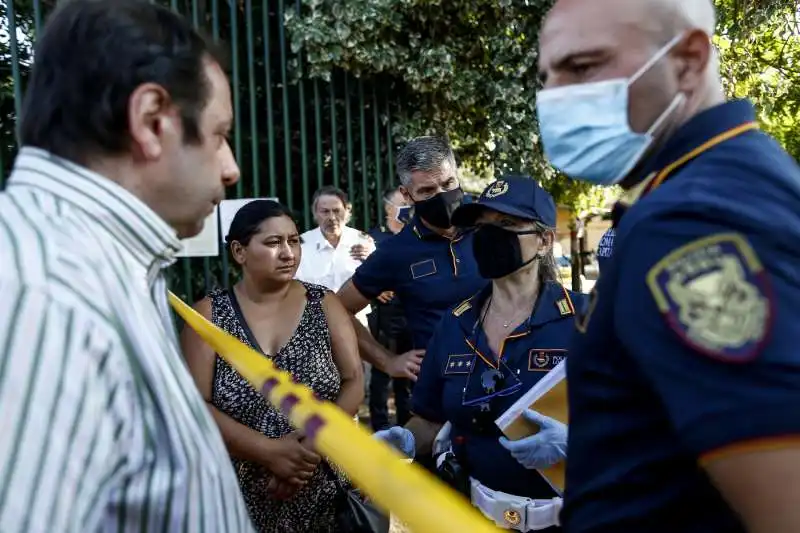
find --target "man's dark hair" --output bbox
[395,136,457,186]
[226,200,296,248]
[18,0,226,164]
[312,185,349,211]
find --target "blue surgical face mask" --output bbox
[536,34,686,185]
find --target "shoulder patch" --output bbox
[645,233,771,362]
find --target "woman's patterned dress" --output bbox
[209,282,342,532]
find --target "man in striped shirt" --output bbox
[0,0,254,531]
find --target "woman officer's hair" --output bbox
[534,221,560,285]
[225,200,296,248]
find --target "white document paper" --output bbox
[176,207,219,258]
[218,197,279,244]
[495,359,567,431]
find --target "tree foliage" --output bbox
[715,0,799,160]
[286,0,800,211]
[3,0,798,205]
[285,0,578,197]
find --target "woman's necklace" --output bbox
[486,297,534,329]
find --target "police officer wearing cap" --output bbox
[538,0,800,531]
[376,176,587,531]
[337,136,488,383]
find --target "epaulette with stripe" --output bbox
[452,297,474,317]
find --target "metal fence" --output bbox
[1,0,398,304]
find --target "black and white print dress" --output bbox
[209,282,342,532]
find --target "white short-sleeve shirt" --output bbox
[295,226,373,324]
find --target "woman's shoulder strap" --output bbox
[300,281,332,303]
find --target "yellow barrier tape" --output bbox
[169,292,501,533]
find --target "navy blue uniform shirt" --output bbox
[412,281,587,498]
[595,228,615,276]
[366,225,409,342]
[352,216,488,349]
[367,225,393,246]
[563,100,800,532]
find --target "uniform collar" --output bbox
[410,214,466,241]
[452,281,576,335]
[8,147,182,268]
[636,99,756,185]
[410,215,440,240]
[614,100,758,225]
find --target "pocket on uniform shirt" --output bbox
[410,258,438,279]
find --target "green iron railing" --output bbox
[1,0,399,304]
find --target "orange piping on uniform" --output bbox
[699,435,800,466]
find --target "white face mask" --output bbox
[536,34,686,185]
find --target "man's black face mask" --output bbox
[412,188,464,229]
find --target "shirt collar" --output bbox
[8,147,182,268]
[410,214,466,241]
[312,226,360,251]
[453,281,576,335]
[636,99,757,181]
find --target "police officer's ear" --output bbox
[538,230,555,254]
[673,29,715,94]
[398,185,412,204]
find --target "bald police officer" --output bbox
[537,0,800,531]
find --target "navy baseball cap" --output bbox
[451,175,557,228]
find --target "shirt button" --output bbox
[456,259,461,263]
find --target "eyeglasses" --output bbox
[461,358,523,408]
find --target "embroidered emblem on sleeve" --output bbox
[646,233,771,362]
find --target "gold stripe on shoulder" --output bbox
[452,300,473,317]
[617,171,658,208]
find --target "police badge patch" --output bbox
[528,349,567,371]
[646,233,771,362]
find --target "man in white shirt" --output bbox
[0,1,253,531]
[296,186,375,325]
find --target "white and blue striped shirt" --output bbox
[0,148,254,532]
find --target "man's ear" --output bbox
[399,185,412,204]
[347,204,355,225]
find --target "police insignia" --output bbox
[484,180,509,198]
[452,299,473,317]
[555,299,572,317]
[646,233,770,361]
[444,354,474,375]
[528,349,567,371]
